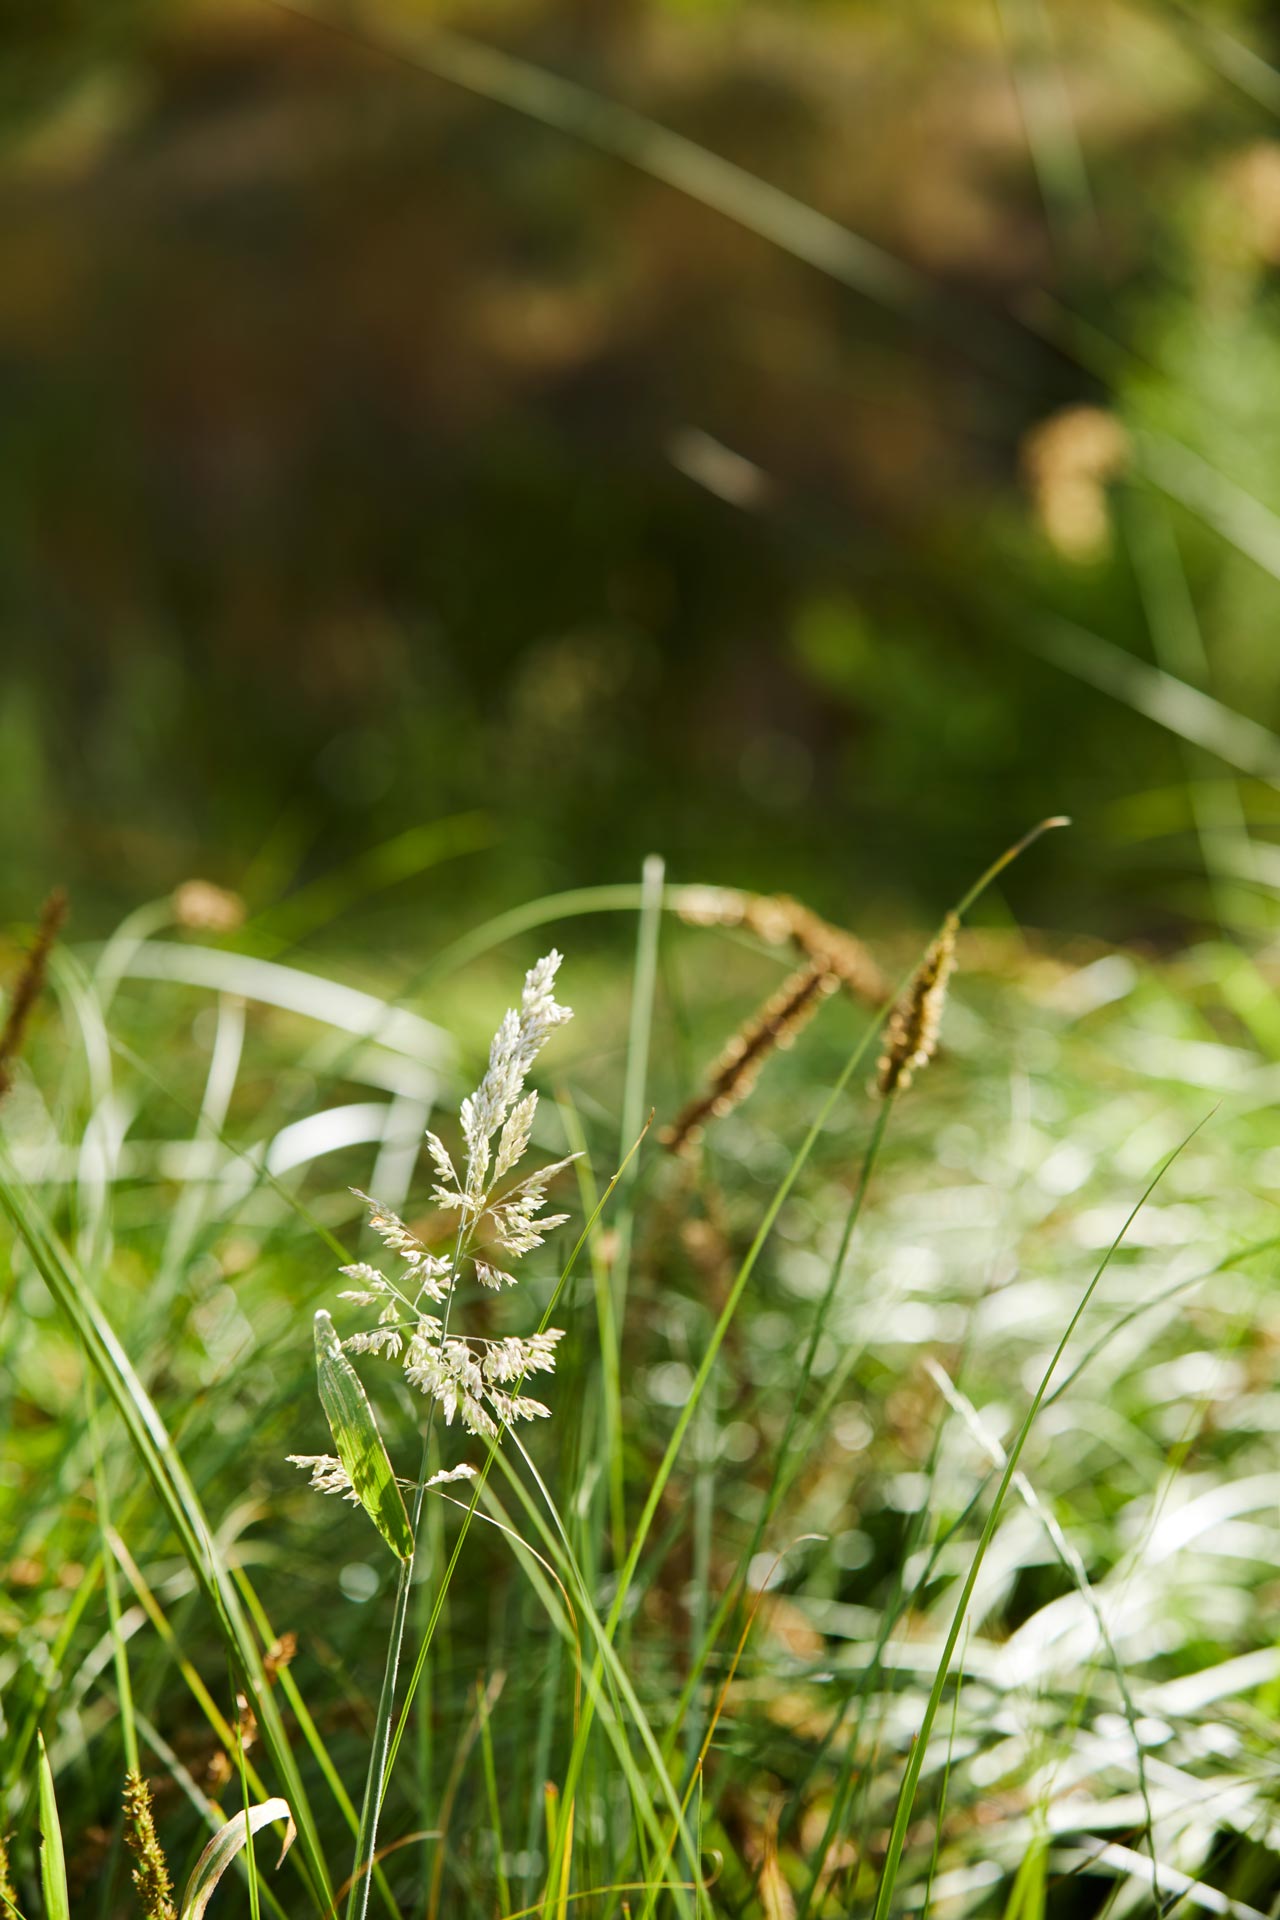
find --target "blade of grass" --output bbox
[37,1734,69,1920]
[477,1676,512,1919]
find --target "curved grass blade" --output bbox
[179,1800,295,1920]
[313,1311,413,1561]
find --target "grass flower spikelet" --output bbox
[665,960,839,1153]
[877,913,958,1097]
[291,951,575,1499]
[122,1773,176,1920]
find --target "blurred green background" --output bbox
[5,0,1280,940]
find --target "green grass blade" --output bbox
[312,1309,413,1561]
[178,1800,295,1920]
[36,1734,69,1920]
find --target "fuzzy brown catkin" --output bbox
[876,915,958,1098]
[664,961,839,1153]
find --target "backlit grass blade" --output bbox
[37,1733,70,1920]
[313,1309,413,1561]
[869,1118,1210,1919]
[179,1800,295,1920]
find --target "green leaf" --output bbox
[179,1799,295,1920]
[313,1311,414,1561]
[36,1733,69,1920]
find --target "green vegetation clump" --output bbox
[3,846,1280,1916]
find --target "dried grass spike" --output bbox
[0,888,68,1099]
[877,914,958,1098]
[122,1772,176,1920]
[664,962,838,1153]
[766,896,887,1004]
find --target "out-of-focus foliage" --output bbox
[2,0,1279,939]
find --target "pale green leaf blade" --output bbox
[179,1799,295,1920]
[313,1310,413,1561]
[37,1733,69,1920]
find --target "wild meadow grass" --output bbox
[2,857,1280,1918]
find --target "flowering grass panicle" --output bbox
[291,951,575,1492]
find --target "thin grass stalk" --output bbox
[523,1620,565,1909]
[425,1670,500,1919]
[640,825,1068,1895]
[792,1319,1005,1917]
[231,1660,263,1920]
[455,1473,683,1902]
[346,1087,500,1920]
[916,1622,966,1920]
[232,1574,405,1920]
[415,1434,443,1875]
[483,1438,694,1911]
[380,1125,649,1788]
[557,1095,617,1589]
[762,1209,959,1885]
[270,0,919,315]
[868,1119,1207,1919]
[662,1097,893,1778]
[608,854,665,1556]
[638,1544,809,1920]
[345,1465,426,1920]
[86,1385,139,1777]
[925,1361,1159,1882]
[477,1677,512,1918]
[545,1030,874,1917]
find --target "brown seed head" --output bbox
[877,915,958,1098]
[122,1772,176,1920]
[664,962,839,1153]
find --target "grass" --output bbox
[2,859,1280,1920]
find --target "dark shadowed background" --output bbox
[5,0,1280,943]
